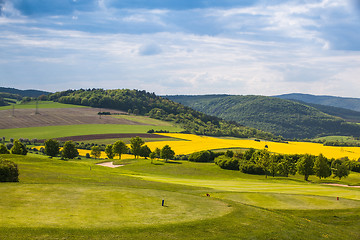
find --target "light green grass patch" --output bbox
[0,184,230,228]
[0,101,86,110]
[212,192,360,210]
[113,115,174,126]
[0,124,183,139]
[79,137,180,145]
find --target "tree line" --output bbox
[214,149,359,180]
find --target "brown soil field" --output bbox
[0,108,147,129]
[51,133,170,142]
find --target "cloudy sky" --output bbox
[0,0,359,97]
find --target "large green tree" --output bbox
[61,141,79,159]
[139,145,151,159]
[160,145,175,162]
[112,140,128,159]
[105,144,114,159]
[331,159,349,179]
[130,137,145,159]
[313,154,331,179]
[297,154,315,181]
[277,155,296,177]
[44,139,60,157]
[11,140,27,155]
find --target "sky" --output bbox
[0,0,360,97]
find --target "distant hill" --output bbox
[47,89,277,140]
[275,93,360,112]
[0,87,51,97]
[166,95,360,139]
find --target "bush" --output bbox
[214,155,239,170]
[239,163,265,175]
[85,153,90,158]
[11,140,27,155]
[0,144,10,154]
[188,150,214,162]
[0,159,19,182]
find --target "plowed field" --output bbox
[0,108,146,129]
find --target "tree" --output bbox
[160,145,175,162]
[130,136,145,159]
[0,159,19,182]
[112,140,128,159]
[0,144,10,154]
[149,151,156,164]
[314,154,331,179]
[297,154,315,181]
[277,155,296,177]
[62,141,79,159]
[91,146,101,159]
[154,147,161,158]
[331,159,349,179]
[268,154,279,177]
[11,140,27,155]
[105,144,114,159]
[44,139,60,157]
[139,145,151,159]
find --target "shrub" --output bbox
[85,153,90,158]
[188,150,214,162]
[214,155,239,170]
[0,144,10,154]
[11,140,27,155]
[0,159,19,182]
[240,163,265,175]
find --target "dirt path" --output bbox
[322,183,360,188]
[96,162,124,168]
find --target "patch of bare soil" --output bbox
[96,162,124,168]
[0,107,147,129]
[51,133,170,142]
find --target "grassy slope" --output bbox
[1,154,359,239]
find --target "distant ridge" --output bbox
[0,87,51,97]
[275,93,360,112]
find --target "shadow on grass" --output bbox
[166,161,182,164]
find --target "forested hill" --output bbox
[0,87,51,97]
[47,89,277,140]
[166,95,360,139]
[275,93,360,112]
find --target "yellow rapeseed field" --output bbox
[146,133,360,160]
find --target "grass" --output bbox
[113,115,174,126]
[0,101,86,110]
[0,154,360,239]
[0,124,183,140]
[79,137,181,145]
[313,136,360,144]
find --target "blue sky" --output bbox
[1,0,360,97]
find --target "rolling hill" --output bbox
[276,93,360,112]
[0,87,51,97]
[166,95,360,139]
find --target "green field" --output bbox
[113,115,174,126]
[0,124,183,140]
[0,101,86,110]
[1,154,359,239]
[313,136,360,144]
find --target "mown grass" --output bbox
[0,124,183,140]
[0,101,86,110]
[0,154,359,239]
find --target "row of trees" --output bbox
[0,140,28,155]
[214,149,353,180]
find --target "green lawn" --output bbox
[0,124,183,139]
[0,101,86,110]
[0,154,359,239]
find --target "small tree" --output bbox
[11,140,27,155]
[277,155,296,177]
[130,136,145,159]
[139,145,151,159]
[62,141,79,159]
[154,147,161,158]
[105,144,114,159]
[91,146,101,159]
[314,154,331,179]
[297,154,315,181]
[331,159,350,179]
[0,159,19,182]
[112,140,128,159]
[160,145,175,162]
[0,144,10,154]
[44,139,60,157]
[149,151,156,164]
